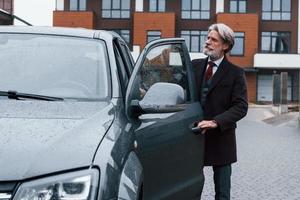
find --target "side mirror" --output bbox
[130,82,186,116]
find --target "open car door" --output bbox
[126,38,205,199]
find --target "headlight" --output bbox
[13,169,99,200]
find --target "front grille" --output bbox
[0,182,17,200]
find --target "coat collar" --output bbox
[195,56,230,98]
[208,56,224,68]
[207,56,230,94]
[200,56,229,94]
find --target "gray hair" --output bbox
[208,23,235,53]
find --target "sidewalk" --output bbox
[201,106,300,200]
[248,104,299,128]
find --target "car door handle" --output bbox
[189,122,203,134]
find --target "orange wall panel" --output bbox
[133,12,175,49]
[217,13,259,69]
[53,11,95,29]
[245,73,257,102]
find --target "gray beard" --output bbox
[203,48,224,60]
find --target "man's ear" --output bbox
[222,43,229,52]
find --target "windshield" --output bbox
[0,33,109,100]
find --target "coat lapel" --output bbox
[207,57,230,94]
[198,58,208,86]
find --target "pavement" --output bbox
[201,105,300,200]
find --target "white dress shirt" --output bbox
[208,56,224,75]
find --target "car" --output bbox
[0,26,204,200]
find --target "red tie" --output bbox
[205,61,214,81]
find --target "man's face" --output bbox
[203,30,229,60]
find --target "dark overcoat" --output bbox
[192,57,248,166]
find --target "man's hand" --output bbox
[197,120,218,134]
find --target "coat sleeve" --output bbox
[214,68,248,132]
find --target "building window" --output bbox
[261,32,291,53]
[149,0,165,12]
[70,0,86,11]
[230,32,244,56]
[262,0,291,20]
[0,0,12,13]
[56,0,64,11]
[102,0,131,19]
[230,0,246,13]
[147,31,161,43]
[181,0,210,19]
[181,30,207,52]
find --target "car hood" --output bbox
[0,100,114,181]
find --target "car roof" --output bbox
[0,26,121,41]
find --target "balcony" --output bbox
[254,54,300,69]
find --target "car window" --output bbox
[114,42,129,96]
[137,44,190,101]
[0,34,109,100]
[119,42,134,74]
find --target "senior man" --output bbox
[193,23,248,200]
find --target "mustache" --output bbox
[204,46,213,51]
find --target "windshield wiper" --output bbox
[0,90,64,101]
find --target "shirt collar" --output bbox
[208,56,224,68]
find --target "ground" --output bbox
[201,106,300,200]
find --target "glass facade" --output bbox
[261,32,291,53]
[230,32,245,56]
[181,0,210,19]
[262,0,291,20]
[149,0,165,12]
[70,0,86,11]
[181,30,207,52]
[230,0,246,13]
[102,0,131,19]
[147,31,161,43]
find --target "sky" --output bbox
[12,0,225,26]
[14,0,55,26]
[11,0,141,25]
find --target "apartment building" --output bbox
[53,0,300,103]
[0,0,13,25]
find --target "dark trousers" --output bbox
[212,164,232,200]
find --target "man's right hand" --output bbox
[197,120,218,134]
